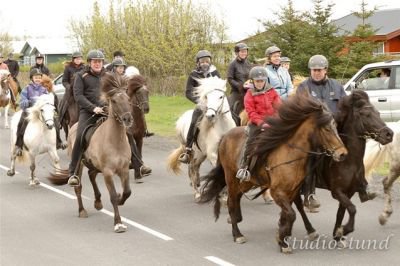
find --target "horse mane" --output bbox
[101,73,126,99]
[335,90,370,132]
[41,75,54,92]
[27,94,55,122]
[194,77,227,103]
[127,75,146,97]
[249,92,332,174]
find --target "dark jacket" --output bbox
[30,64,50,76]
[73,66,106,113]
[62,62,85,90]
[4,59,19,78]
[297,77,346,115]
[227,57,252,94]
[185,65,220,104]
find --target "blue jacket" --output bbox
[265,64,293,99]
[20,83,48,110]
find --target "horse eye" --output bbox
[219,96,223,99]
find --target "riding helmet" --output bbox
[87,49,105,62]
[308,55,328,69]
[195,50,212,62]
[249,66,268,80]
[234,43,249,53]
[30,68,43,79]
[265,46,281,57]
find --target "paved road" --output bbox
[1,116,400,266]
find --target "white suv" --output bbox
[344,60,400,121]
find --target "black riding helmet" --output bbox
[87,49,105,63]
[112,58,127,68]
[234,42,249,53]
[72,51,83,58]
[195,50,212,62]
[29,68,43,79]
[35,53,44,59]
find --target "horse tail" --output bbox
[199,162,226,221]
[166,145,185,175]
[364,140,390,182]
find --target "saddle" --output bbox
[80,116,107,151]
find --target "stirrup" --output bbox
[68,175,80,187]
[236,168,251,181]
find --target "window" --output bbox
[355,67,391,90]
[395,67,400,89]
[372,42,384,55]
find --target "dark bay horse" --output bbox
[200,93,348,253]
[48,73,134,233]
[0,70,18,128]
[58,75,79,139]
[305,90,393,246]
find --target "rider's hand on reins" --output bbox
[93,106,104,114]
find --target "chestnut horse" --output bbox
[48,73,134,233]
[0,70,18,128]
[200,92,348,253]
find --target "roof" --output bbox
[18,38,79,56]
[333,8,400,36]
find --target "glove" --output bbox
[261,123,270,131]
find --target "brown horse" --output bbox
[0,70,18,128]
[48,73,134,233]
[126,75,150,157]
[58,75,79,139]
[303,90,393,247]
[200,92,348,253]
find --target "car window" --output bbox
[355,68,391,91]
[395,67,400,89]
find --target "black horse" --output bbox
[299,90,393,247]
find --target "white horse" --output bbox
[364,121,400,225]
[7,93,61,186]
[167,77,236,200]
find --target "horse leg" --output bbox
[48,148,61,169]
[4,104,9,129]
[7,151,17,177]
[103,170,126,233]
[75,164,88,218]
[332,190,356,248]
[28,155,40,186]
[134,135,143,158]
[88,169,102,210]
[189,155,205,201]
[293,192,318,240]
[379,166,400,225]
[118,168,132,206]
[274,196,296,253]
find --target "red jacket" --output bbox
[244,87,281,126]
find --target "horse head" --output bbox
[28,94,56,129]
[336,90,393,145]
[102,73,133,128]
[126,74,149,114]
[195,77,229,123]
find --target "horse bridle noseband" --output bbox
[39,103,55,125]
[205,89,230,116]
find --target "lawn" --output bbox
[146,95,195,137]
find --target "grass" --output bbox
[146,95,195,137]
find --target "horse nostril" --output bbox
[339,153,346,162]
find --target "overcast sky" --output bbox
[1,0,399,41]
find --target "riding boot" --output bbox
[67,140,83,187]
[303,156,321,212]
[15,111,29,156]
[128,133,152,179]
[178,107,203,164]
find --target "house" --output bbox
[332,8,400,56]
[19,38,78,65]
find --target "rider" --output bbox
[14,68,48,156]
[280,56,293,82]
[264,46,293,99]
[67,50,151,186]
[4,53,21,93]
[178,50,220,164]
[62,51,85,94]
[111,58,127,75]
[227,42,252,125]
[0,54,10,70]
[236,66,281,180]
[30,53,50,76]
[106,50,125,72]
[297,54,376,211]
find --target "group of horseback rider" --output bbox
[178,43,376,212]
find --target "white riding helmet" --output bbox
[125,66,140,78]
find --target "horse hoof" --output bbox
[337,236,348,249]
[379,214,388,225]
[29,180,39,186]
[94,201,103,210]
[235,236,247,244]
[114,223,127,233]
[334,226,343,239]
[307,231,319,241]
[194,192,201,202]
[33,178,40,185]
[281,246,293,254]
[6,170,15,176]
[79,210,88,218]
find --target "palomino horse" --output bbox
[167,77,236,201]
[48,73,134,233]
[0,70,18,128]
[7,94,61,186]
[200,92,348,253]
[296,90,393,248]
[364,121,400,225]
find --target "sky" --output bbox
[0,0,399,41]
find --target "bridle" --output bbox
[37,102,55,126]
[205,89,230,116]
